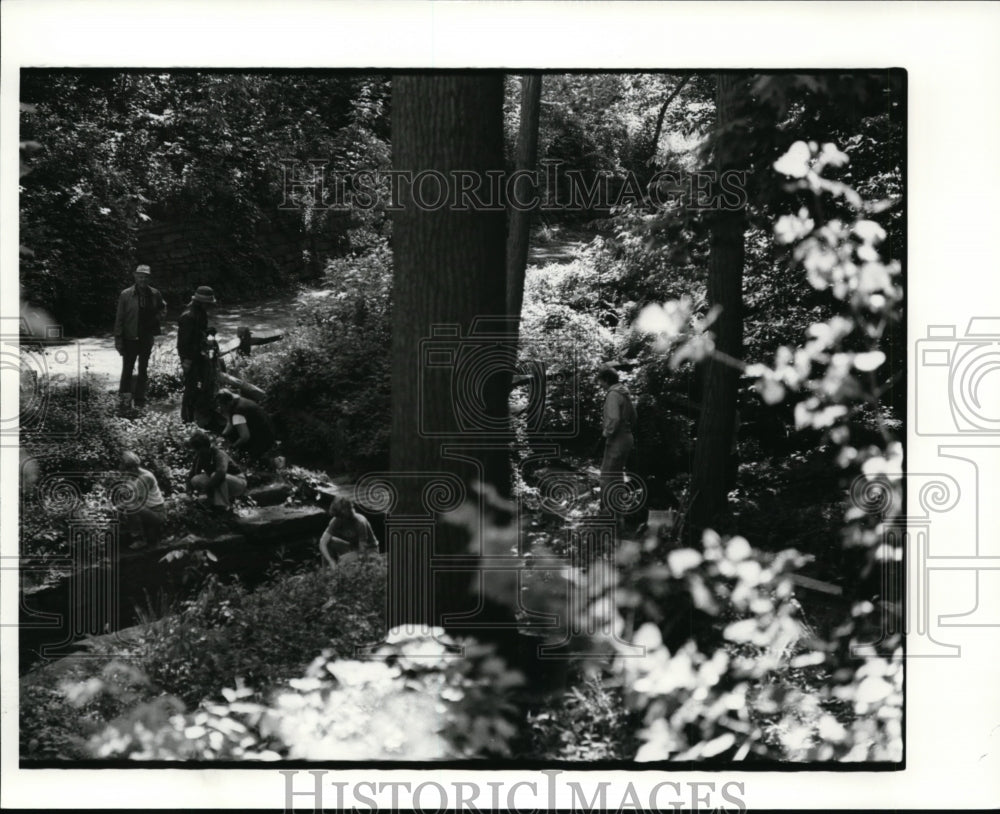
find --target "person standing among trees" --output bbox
[113,264,166,412]
[596,364,637,522]
[176,286,216,423]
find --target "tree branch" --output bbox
[649,73,693,165]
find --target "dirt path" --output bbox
[33,229,596,387]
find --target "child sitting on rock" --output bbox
[118,451,166,550]
[319,495,380,569]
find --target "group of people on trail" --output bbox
[111,265,283,547]
[114,266,280,426]
[109,264,637,552]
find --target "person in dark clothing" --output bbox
[186,431,246,510]
[216,389,275,460]
[235,326,283,358]
[194,326,228,433]
[597,364,637,522]
[113,265,166,410]
[176,286,216,423]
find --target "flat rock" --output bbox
[174,531,247,549]
[233,504,328,543]
[315,482,357,503]
[72,619,162,652]
[248,482,294,507]
[118,531,246,562]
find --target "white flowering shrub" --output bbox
[619,141,903,762]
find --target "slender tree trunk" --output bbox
[647,73,691,166]
[506,73,542,319]
[389,75,511,633]
[689,73,747,535]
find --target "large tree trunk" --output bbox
[689,73,747,536]
[389,74,512,634]
[506,73,542,320]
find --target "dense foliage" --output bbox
[234,241,393,474]
[21,557,385,759]
[20,72,391,332]
[20,376,226,563]
[20,71,905,766]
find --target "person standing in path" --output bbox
[177,286,216,423]
[113,264,166,411]
[597,364,637,521]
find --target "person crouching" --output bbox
[319,495,380,569]
[216,389,275,462]
[185,430,247,511]
[118,451,166,549]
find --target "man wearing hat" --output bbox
[113,264,166,410]
[177,285,217,423]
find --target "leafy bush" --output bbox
[139,556,386,708]
[20,657,157,761]
[520,253,624,447]
[19,683,90,760]
[237,242,392,474]
[20,379,206,560]
[143,343,184,400]
[21,376,122,560]
[82,625,524,761]
[608,142,903,763]
[20,72,392,332]
[22,557,384,761]
[525,674,642,760]
[21,372,120,472]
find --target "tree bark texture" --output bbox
[506,73,542,320]
[689,73,748,536]
[389,74,512,633]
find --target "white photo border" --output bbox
[2,0,999,810]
